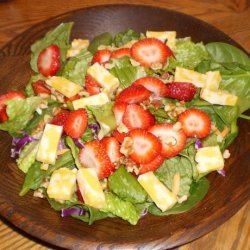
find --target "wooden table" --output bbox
[0,0,249,249]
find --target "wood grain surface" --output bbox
[0,1,249,250]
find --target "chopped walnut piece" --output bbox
[120,137,134,156]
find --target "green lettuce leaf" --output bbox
[114,29,140,47]
[88,32,113,54]
[65,136,81,168]
[108,166,147,203]
[17,141,39,173]
[0,96,42,134]
[61,48,93,85]
[30,22,73,72]
[81,127,94,142]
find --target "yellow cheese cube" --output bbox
[205,71,221,90]
[66,39,90,58]
[146,31,176,49]
[174,67,207,88]
[36,124,63,164]
[195,146,224,173]
[47,167,77,201]
[200,88,238,106]
[46,76,82,98]
[72,92,109,110]
[77,168,106,209]
[138,171,177,212]
[87,63,119,95]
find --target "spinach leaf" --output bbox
[88,32,113,54]
[213,105,238,126]
[81,127,94,142]
[65,136,81,168]
[148,178,209,216]
[148,107,173,123]
[114,29,140,47]
[108,166,147,203]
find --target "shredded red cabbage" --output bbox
[61,207,86,217]
[73,138,85,149]
[140,208,148,218]
[58,139,66,151]
[217,169,226,177]
[195,139,203,149]
[88,123,99,140]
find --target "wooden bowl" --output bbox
[0,5,249,249]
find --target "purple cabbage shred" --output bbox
[61,207,86,217]
[73,138,85,149]
[195,139,203,149]
[217,169,226,177]
[88,123,99,140]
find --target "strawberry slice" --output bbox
[133,76,167,97]
[37,44,61,77]
[85,74,101,95]
[165,82,197,102]
[0,107,8,123]
[112,130,128,144]
[32,80,51,95]
[123,104,155,130]
[149,123,187,158]
[116,85,151,104]
[79,140,115,179]
[128,128,162,164]
[177,108,211,138]
[131,38,173,68]
[50,109,70,127]
[139,155,165,175]
[65,94,81,102]
[92,49,112,64]
[111,48,131,59]
[112,102,128,125]
[64,109,88,138]
[100,137,122,163]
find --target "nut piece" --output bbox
[223,149,231,159]
[120,137,134,157]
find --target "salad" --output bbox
[0,22,249,225]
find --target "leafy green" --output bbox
[213,105,238,126]
[101,192,140,225]
[65,136,81,168]
[148,178,209,216]
[17,141,39,173]
[108,166,147,203]
[30,22,73,72]
[88,32,113,54]
[202,133,218,147]
[81,127,94,142]
[114,29,140,47]
[0,97,42,134]
[148,107,172,123]
[61,49,92,85]
[25,74,46,96]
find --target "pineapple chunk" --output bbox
[195,146,224,173]
[72,92,109,110]
[77,168,106,209]
[200,88,238,106]
[47,167,77,201]
[46,76,82,98]
[67,39,89,58]
[138,171,177,212]
[36,124,63,164]
[205,71,221,90]
[146,31,176,49]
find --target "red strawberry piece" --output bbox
[37,44,61,77]
[149,123,187,158]
[85,74,101,95]
[76,184,84,203]
[133,76,168,97]
[112,102,128,125]
[128,128,162,164]
[64,109,88,138]
[165,82,197,102]
[0,107,8,123]
[50,109,70,127]
[131,38,173,68]
[123,104,155,130]
[79,140,115,179]
[177,108,211,138]
[139,155,165,175]
[112,130,128,144]
[100,137,122,163]
[92,49,112,64]
[111,48,131,59]
[32,80,51,95]
[116,85,151,104]
[65,94,81,102]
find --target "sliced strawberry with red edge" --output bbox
[111,48,131,59]
[0,107,8,123]
[123,104,155,130]
[133,76,168,97]
[76,184,84,203]
[112,130,128,144]
[149,123,187,158]
[139,155,165,175]
[116,85,151,104]
[131,38,173,68]
[64,109,88,138]
[100,137,122,163]
[177,108,211,138]
[37,44,61,77]
[165,82,197,102]
[112,102,128,125]
[128,128,162,164]
[32,80,51,95]
[65,94,81,102]
[50,109,70,127]
[92,49,112,64]
[79,140,115,179]
[85,74,101,95]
